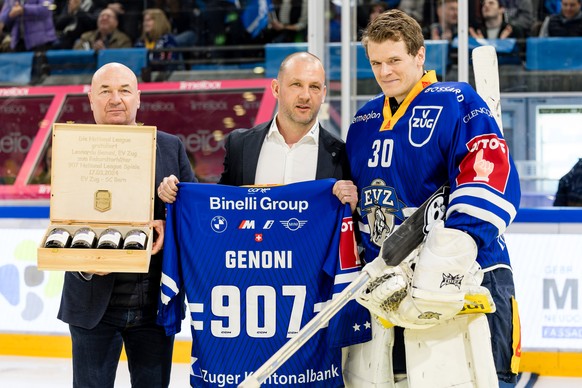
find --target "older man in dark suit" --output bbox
[57,62,196,388]
[158,52,357,208]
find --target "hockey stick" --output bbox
[472,45,503,133]
[238,185,450,388]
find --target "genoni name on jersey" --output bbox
[225,250,293,269]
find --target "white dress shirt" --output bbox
[254,116,319,185]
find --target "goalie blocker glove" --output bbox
[357,221,492,329]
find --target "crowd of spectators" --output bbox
[0,0,581,64]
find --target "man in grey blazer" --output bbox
[158,52,358,208]
[57,62,196,388]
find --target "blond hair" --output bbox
[141,8,172,42]
[361,9,424,57]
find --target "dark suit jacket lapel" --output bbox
[242,121,271,185]
[316,125,342,180]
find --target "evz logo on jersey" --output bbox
[360,179,407,247]
[409,106,442,147]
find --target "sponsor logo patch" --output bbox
[280,218,307,231]
[210,215,228,233]
[440,273,464,289]
[238,220,255,229]
[457,134,510,193]
[408,106,442,147]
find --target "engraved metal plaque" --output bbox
[94,190,112,212]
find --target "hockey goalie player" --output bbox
[343,9,521,388]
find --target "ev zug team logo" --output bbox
[360,179,407,247]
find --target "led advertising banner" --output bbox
[0,80,276,200]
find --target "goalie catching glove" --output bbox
[357,221,493,329]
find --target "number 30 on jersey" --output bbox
[368,139,394,168]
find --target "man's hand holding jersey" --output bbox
[158,175,180,204]
[356,221,494,329]
[333,180,358,212]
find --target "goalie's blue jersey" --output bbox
[347,71,521,269]
[158,179,371,387]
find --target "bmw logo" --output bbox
[210,216,228,233]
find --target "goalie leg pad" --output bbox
[342,320,396,387]
[404,314,498,388]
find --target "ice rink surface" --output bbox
[1,355,582,387]
[0,355,190,387]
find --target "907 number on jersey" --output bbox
[192,285,308,339]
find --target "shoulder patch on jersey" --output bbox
[457,134,510,193]
[408,106,443,147]
[339,216,360,270]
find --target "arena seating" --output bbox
[265,41,450,79]
[451,37,521,65]
[3,38,582,92]
[45,50,96,75]
[0,52,34,85]
[525,37,582,71]
[97,48,148,77]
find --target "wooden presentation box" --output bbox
[37,123,157,273]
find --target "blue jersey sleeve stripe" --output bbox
[450,186,518,221]
[447,202,507,235]
[160,289,172,305]
[449,191,514,221]
[161,273,179,296]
